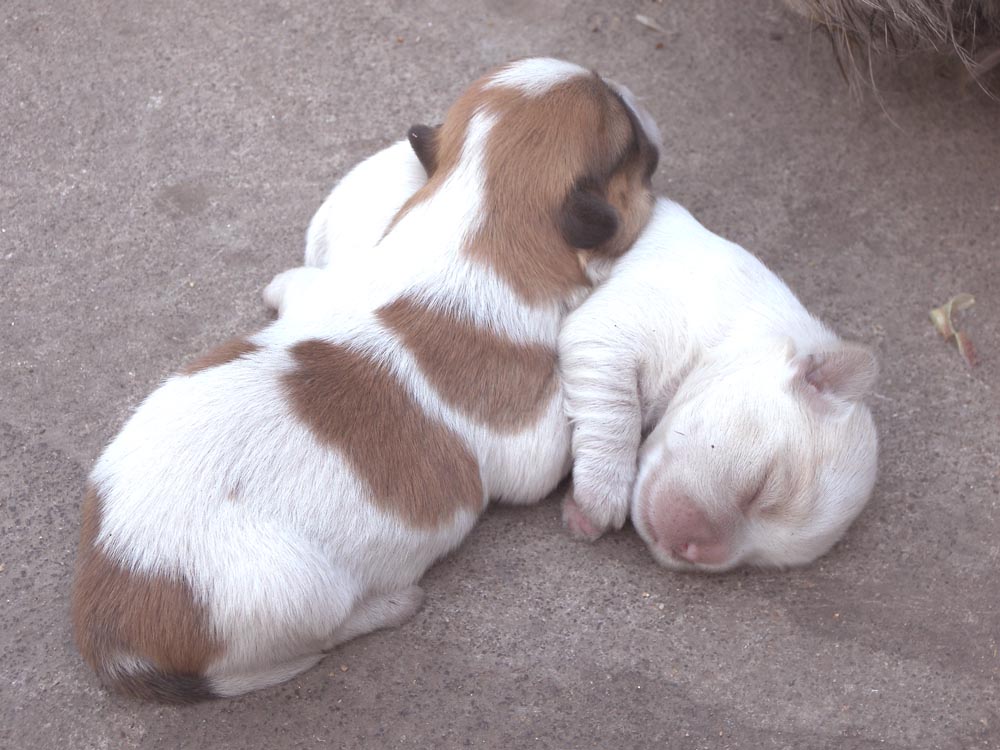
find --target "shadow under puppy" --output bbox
[72,58,660,702]
[269,116,878,576]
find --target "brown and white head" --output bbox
[392,57,661,305]
[632,338,879,572]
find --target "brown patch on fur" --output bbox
[468,77,635,303]
[284,339,485,527]
[179,337,259,376]
[378,296,558,431]
[385,64,658,306]
[71,485,222,703]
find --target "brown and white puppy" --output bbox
[72,58,660,702]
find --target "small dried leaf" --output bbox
[929,306,955,338]
[635,14,667,33]
[930,292,979,365]
[955,330,979,367]
[951,293,975,312]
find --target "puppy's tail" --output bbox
[96,657,218,704]
[72,483,221,704]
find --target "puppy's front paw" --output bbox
[262,269,295,313]
[562,492,606,541]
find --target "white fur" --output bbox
[560,199,878,571]
[485,57,588,96]
[302,138,429,270]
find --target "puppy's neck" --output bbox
[650,201,841,361]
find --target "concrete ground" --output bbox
[2,0,998,747]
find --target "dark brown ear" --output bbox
[407,124,440,177]
[560,189,620,250]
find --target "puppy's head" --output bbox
[401,58,661,303]
[632,339,879,572]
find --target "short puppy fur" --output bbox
[72,58,659,702]
[560,200,879,571]
[272,132,877,576]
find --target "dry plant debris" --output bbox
[635,14,667,34]
[930,293,978,367]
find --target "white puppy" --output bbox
[560,200,878,571]
[72,58,660,702]
[272,139,878,575]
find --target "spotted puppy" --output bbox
[560,199,879,571]
[72,58,660,702]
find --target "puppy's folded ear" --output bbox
[560,188,620,250]
[407,124,441,177]
[796,343,878,404]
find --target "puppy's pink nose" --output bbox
[653,496,731,566]
[670,540,729,565]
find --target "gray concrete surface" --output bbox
[2,1,998,748]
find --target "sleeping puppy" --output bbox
[269,133,877,575]
[559,199,878,571]
[72,57,660,703]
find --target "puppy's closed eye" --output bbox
[739,477,767,513]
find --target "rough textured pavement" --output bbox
[3,1,999,748]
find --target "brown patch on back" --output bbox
[384,64,658,306]
[71,485,222,701]
[284,339,485,528]
[179,337,259,376]
[378,296,558,431]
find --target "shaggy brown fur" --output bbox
[783,0,1000,88]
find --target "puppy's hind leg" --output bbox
[205,532,362,698]
[212,586,424,696]
[325,586,425,649]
